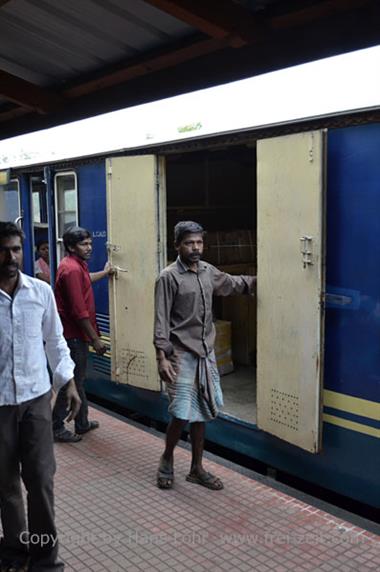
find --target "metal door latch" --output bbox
[300,236,313,268]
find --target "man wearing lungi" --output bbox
[154,221,256,490]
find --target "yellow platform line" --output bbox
[323,413,379,438]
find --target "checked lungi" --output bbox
[166,347,224,422]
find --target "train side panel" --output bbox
[85,124,379,508]
[75,160,109,315]
[9,125,377,507]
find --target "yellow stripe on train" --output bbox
[323,413,379,438]
[323,389,379,421]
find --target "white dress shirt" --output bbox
[0,272,75,406]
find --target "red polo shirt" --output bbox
[55,254,99,341]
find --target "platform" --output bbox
[6,407,380,571]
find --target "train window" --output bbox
[30,175,48,225]
[54,172,78,260]
[0,179,20,222]
[32,192,41,223]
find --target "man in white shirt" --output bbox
[0,222,81,572]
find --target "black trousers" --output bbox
[53,339,89,434]
[0,391,63,571]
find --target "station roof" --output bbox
[1,0,379,141]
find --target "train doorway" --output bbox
[165,145,257,423]
[106,129,325,452]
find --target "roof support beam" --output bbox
[0,106,29,123]
[0,70,65,114]
[64,36,231,98]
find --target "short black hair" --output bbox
[0,221,24,244]
[63,226,91,252]
[36,239,49,250]
[174,221,204,246]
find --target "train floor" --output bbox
[220,365,257,423]
[3,406,379,572]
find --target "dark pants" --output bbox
[52,339,89,434]
[0,391,63,571]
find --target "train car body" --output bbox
[1,118,379,511]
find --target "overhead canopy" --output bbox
[1,0,379,141]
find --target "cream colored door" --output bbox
[106,155,166,390]
[257,131,325,452]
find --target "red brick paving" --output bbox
[4,407,380,571]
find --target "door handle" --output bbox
[14,215,23,228]
[300,236,313,268]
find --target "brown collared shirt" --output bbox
[154,257,256,358]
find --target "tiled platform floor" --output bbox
[14,408,380,571]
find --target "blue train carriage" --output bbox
[1,120,378,511]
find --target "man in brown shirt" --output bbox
[154,221,256,490]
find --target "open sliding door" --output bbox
[106,155,166,390]
[257,131,326,452]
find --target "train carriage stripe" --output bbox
[323,413,380,438]
[323,389,379,421]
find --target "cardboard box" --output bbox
[214,319,234,376]
[219,263,256,366]
[205,229,256,266]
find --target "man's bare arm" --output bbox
[90,261,115,283]
[78,318,107,355]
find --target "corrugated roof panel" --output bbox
[63,0,177,51]
[8,0,137,60]
[1,3,103,81]
[0,51,53,86]
[1,0,197,87]
[115,0,196,36]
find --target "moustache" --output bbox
[3,263,19,271]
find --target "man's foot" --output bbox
[0,559,29,572]
[53,428,82,443]
[76,420,99,435]
[156,455,174,489]
[186,470,224,490]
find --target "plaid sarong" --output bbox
[166,348,223,422]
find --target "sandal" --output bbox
[186,471,224,490]
[76,420,99,435]
[156,456,174,489]
[53,428,82,443]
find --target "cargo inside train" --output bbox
[165,144,257,423]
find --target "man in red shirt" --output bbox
[53,226,114,442]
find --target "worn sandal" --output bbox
[156,456,174,489]
[53,428,82,443]
[76,420,99,435]
[186,471,224,490]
